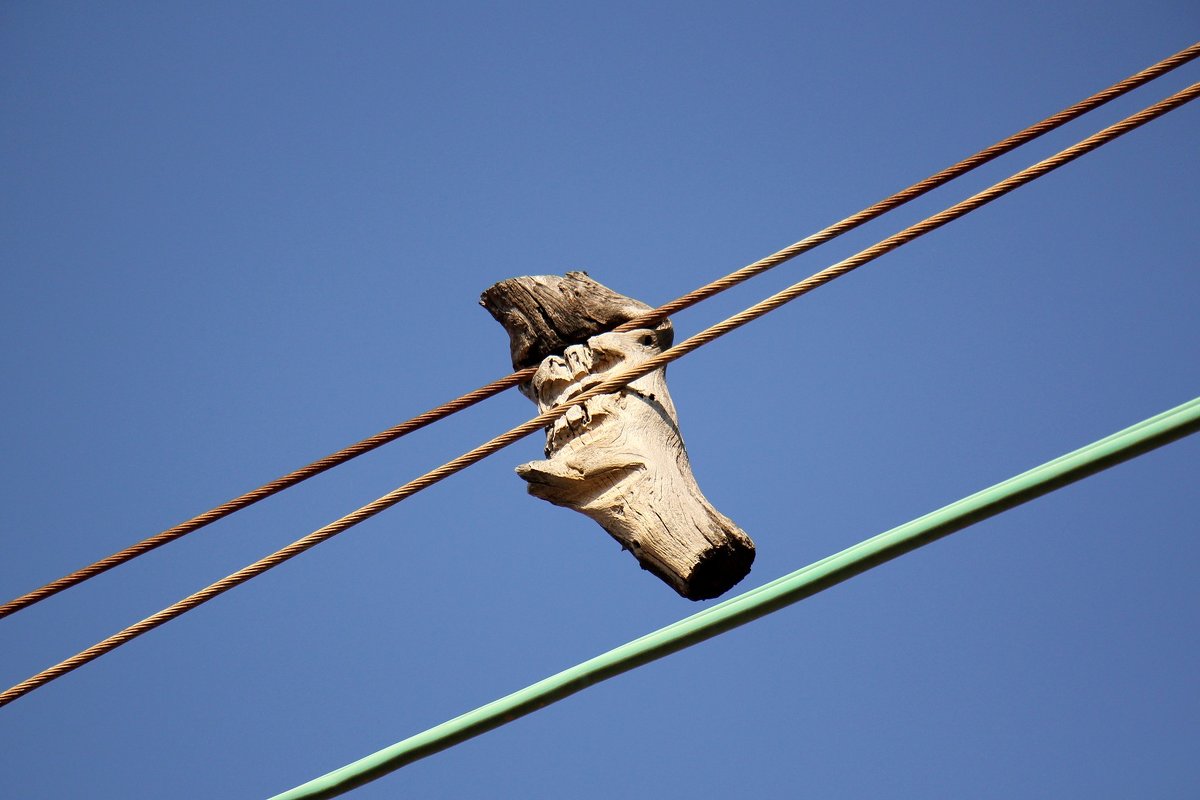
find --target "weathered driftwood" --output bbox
[481,272,754,600]
[480,271,673,370]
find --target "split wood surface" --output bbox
[481,272,754,600]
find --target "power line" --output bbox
[2,79,1194,710]
[2,40,1195,621]
[267,397,1200,799]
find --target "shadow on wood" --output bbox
[481,272,754,600]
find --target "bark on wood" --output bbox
[480,272,755,600]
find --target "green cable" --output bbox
[270,396,1200,800]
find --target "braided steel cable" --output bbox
[612,41,1200,331]
[2,41,1196,621]
[3,79,1195,709]
[0,370,532,619]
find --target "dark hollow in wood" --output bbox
[481,272,754,600]
[480,271,673,370]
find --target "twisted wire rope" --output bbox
[3,78,1195,709]
[2,41,1195,621]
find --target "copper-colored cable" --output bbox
[1,42,1196,622]
[3,79,1195,709]
[0,369,530,619]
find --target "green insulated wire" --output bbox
[270,396,1200,800]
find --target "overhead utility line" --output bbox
[1,41,1196,621]
[2,79,1195,709]
[267,396,1200,800]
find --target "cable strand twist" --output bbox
[2,78,1195,709]
[2,41,1195,621]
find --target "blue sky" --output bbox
[2,3,1198,798]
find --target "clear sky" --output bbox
[2,3,1198,798]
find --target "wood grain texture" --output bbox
[480,271,673,369]
[482,273,754,600]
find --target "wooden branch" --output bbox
[480,271,673,369]
[481,272,754,600]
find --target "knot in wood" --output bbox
[482,273,753,600]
